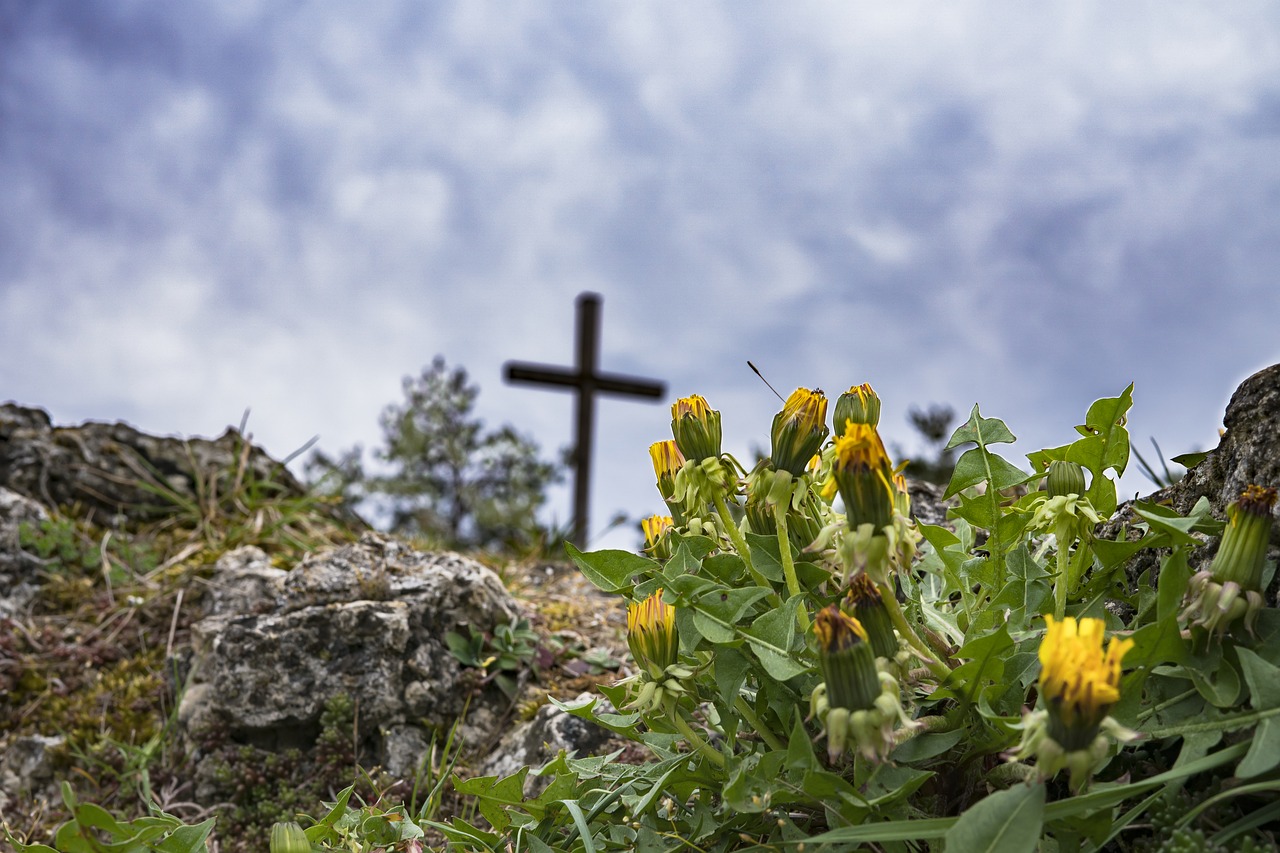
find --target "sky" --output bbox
[2,2,1279,551]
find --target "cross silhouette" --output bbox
[504,292,666,548]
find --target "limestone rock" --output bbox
[180,532,521,787]
[0,734,64,813]
[0,487,49,617]
[0,403,359,529]
[1105,364,1280,601]
[477,695,617,796]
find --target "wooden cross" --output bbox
[505,292,666,548]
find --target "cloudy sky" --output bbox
[2,2,1278,550]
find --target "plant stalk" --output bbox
[877,580,951,681]
[669,711,726,768]
[772,501,809,632]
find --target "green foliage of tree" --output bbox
[309,356,561,552]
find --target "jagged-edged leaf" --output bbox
[947,405,1017,450]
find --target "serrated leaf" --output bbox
[989,545,1051,623]
[565,544,658,594]
[946,449,1030,497]
[666,535,714,575]
[946,404,1017,450]
[742,600,808,681]
[943,783,1045,853]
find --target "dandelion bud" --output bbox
[770,388,830,476]
[834,383,880,434]
[892,473,911,518]
[270,821,311,853]
[641,515,674,561]
[1182,484,1276,636]
[650,440,686,521]
[1046,460,1086,498]
[671,395,722,462]
[1210,485,1276,592]
[814,606,880,713]
[832,424,895,533]
[844,574,898,659]
[627,590,678,678]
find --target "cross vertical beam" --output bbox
[504,292,666,548]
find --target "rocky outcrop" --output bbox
[0,403,358,528]
[1106,364,1280,601]
[0,487,48,618]
[180,534,524,798]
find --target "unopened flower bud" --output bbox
[650,440,687,521]
[832,424,895,533]
[627,590,678,678]
[814,606,880,712]
[1046,460,1086,498]
[770,388,829,476]
[892,473,911,518]
[671,395,722,462]
[1209,484,1276,592]
[642,515,674,561]
[834,383,880,434]
[844,574,898,659]
[270,821,311,853]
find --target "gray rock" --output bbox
[201,545,287,617]
[0,734,64,812]
[0,403,362,529]
[477,694,617,796]
[0,487,49,617]
[1104,364,1280,601]
[179,532,522,788]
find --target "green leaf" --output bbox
[691,586,770,644]
[890,729,965,763]
[1061,384,1133,516]
[989,545,1051,623]
[741,599,807,681]
[943,783,1045,853]
[713,647,751,707]
[565,544,658,594]
[937,625,1014,704]
[154,820,216,853]
[1132,504,1205,548]
[666,535,714,575]
[948,448,1032,496]
[1172,451,1209,469]
[947,405,1017,450]
[452,770,529,833]
[1236,649,1280,778]
[745,532,787,583]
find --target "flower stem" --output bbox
[773,501,810,632]
[669,711,726,768]
[877,580,951,681]
[1053,520,1072,619]
[734,696,785,752]
[713,493,773,594]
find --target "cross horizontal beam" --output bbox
[506,364,664,398]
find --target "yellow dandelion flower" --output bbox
[1038,615,1133,750]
